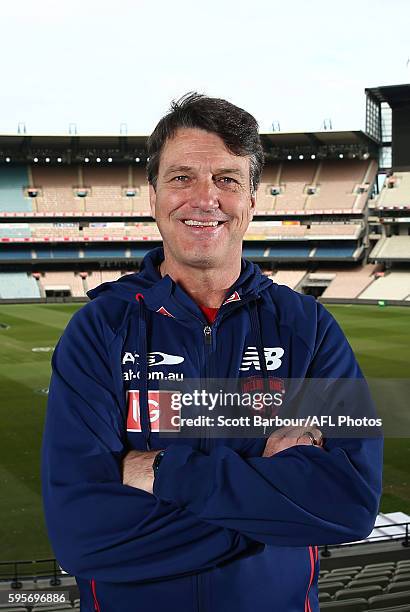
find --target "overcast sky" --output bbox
[1,0,409,136]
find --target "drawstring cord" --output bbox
[249,299,271,436]
[135,293,152,450]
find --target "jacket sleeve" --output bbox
[41,304,253,583]
[153,303,383,546]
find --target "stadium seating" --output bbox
[31,166,84,214]
[321,264,378,299]
[305,160,373,212]
[269,269,307,289]
[0,272,40,298]
[376,172,410,208]
[40,272,86,297]
[82,165,131,213]
[315,242,356,258]
[370,236,410,261]
[0,247,32,260]
[274,160,318,211]
[0,165,31,212]
[0,223,31,239]
[358,272,410,300]
[318,560,410,611]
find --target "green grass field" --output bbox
[0,302,409,562]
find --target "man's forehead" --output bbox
[159,128,249,172]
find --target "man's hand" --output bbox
[263,426,324,458]
[122,450,163,494]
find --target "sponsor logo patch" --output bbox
[240,346,284,371]
[126,390,180,432]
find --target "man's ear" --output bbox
[149,184,157,220]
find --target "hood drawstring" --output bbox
[249,300,271,435]
[135,293,152,450]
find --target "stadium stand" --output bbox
[0,165,31,213]
[0,223,31,239]
[274,160,317,211]
[321,265,378,299]
[315,241,356,258]
[31,166,83,214]
[39,272,86,297]
[358,272,410,301]
[0,272,40,298]
[376,172,410,209]
[304,159,376,212]
[81,165,130,213]
[369,236,410,261]
[269,269,307,289]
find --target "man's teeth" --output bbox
[183,220,220,227]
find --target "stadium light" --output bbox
[135,157,140,162]
[339,154,344,159]
[96,157,101,163]
[5,157,11,162]
[33,157,39,163]
[299,155,304,160]
[311,154,316,160]
[45,157,50,163]
[108,157,113,163]
[84,157,89,163]
[287,155,292,160]
[57,157,62,163]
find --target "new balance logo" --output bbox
[240,347,284,371]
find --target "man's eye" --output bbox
[172,175,189,182]
[217,177,238,185]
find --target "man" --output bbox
[42,93,382,612]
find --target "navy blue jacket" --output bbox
[41,247,383,612]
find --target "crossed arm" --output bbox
[122,426,324,494]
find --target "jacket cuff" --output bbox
[153,445,212,513]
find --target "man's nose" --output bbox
[190,178,219,211]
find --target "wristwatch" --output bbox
[152,450,166,475]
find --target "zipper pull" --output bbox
[203,325,212,345]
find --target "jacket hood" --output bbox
[87,246,273,309]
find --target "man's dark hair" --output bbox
[147,92,264,195]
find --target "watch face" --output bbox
[153,450,165,473]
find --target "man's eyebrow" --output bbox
[163,165,246,178]
[163,165,193,176]
[214,168,246,178]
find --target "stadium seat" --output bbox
[319,598,368,611]
[335,585,383,599]
[0,165,31,212]
[365,563,396,570]
[329,566,362,575]
[320,575,353,585]
[393,574,410,582]
[388,582,410,593]
[317,581,346,596]
[319,592,332,601]
[367,606,410,612]
[368,592,410,608]
[349,576,390,588]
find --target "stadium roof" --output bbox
[365,83,410,107]
[260,130,377,147]
[0,130,379,163]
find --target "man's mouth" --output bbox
[182,219,227,227]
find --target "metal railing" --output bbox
[1,522,409,582]
[320,520,410,558]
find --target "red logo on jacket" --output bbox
[126,390,179,432]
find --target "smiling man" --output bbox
[42,93,383,612]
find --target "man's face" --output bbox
[149,128,256,270]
